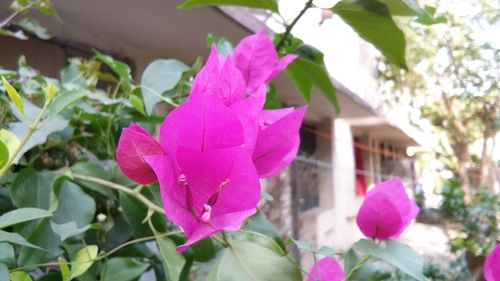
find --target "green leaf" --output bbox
[0,140,8,170]
[141,59,188,114]
[95,51,132,82]
[207,239,301,281]
[0,263,8,281]
[47,89,88,119]
[416,5,447,25]
[70,245,99,280]
[43,83,57,102]
[264,84,281,109]
[9,168,59,211]
[0,230,41,249]
[155,234,185,281]
[58,257,71,281]
[50,222,91,242]
[0,207,52,230]
[128,94,145,115]
[60,63,86,88]
[376,0,425,16]
[290,239,314,252]
[244,211,286,251]
[17,219,62,265]
[332,0,407,69]
[101,257,149,281]
[0,28,28,40]
[52,181,96,231]
[0,129,20,156]
[2,77,24,117]
[70,162,116,198]
[353,239,425,281]
[16,18,51,40]
[178,0,278,12]
[189,238,216,262]
[286,57,339,112]
[0,243,15,268]
[9,271,32,281]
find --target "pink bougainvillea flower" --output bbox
[145,144,260,252]
[233,30,298,92]
[484,244,500,281]
[307,256,345,281]
[356,177,419,240]
[252,106,307,178]
[116,123,164,185]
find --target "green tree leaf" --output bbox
[0,208,52,230]
[0,140,8,169]
[0,129,21,157]
[286,57,339,112]
[128,94,145,115]
[9,271,33,281]
[141,59,188,114]
[178,0,278,12]
[376,0,425,16]
[95,51,132,83]
[353,239,425,281]
[9,168,59,211]
[207,239,302,281]
[16,18,51,40]
[332,0,407,69]
[70,245,99,280]
[0,243,15,268]
[70,162,116,198]
[47,89,88,119]
[0,230,41,249]
[52,181,96,229]
[154,234,185,281]
[0,263,8,281]
[2,77,24,117]
[57,257,71,281]
[50,222,92,242]
[206,34,234,56]
[101,257,149,281]
[17,219,62,266]
[244,211,286,251]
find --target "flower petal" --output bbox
[159,96,245,156]
[234,30,278,92]
[307,256,345,281]
[252,106,307,177]
[116,123,164,184]
[266,54,298,83]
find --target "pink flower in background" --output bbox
[233,30,297,92]
[116,123,164,185]
[147,96,260,251]
[307,256,345,281]
[253,106,307,177]
[484,244,500,281]
[356,177,419,240]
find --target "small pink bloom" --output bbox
[252,106,307,178]
[116,123,164,185]
[484,244,500,281]
[307,256,345,281]
[356,177,420,240]
[233,30,297,92]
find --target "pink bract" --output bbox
[233,30,297,92]
[116,123,164,185]
[484,244,500,281]
[307,256,345,281]
[253,106,307,178]
[145,144,260,252]
[356,177,419,240]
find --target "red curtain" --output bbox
[354,138,367,196]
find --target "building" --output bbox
[0,0,422,267]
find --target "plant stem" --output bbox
[0,0,40,28]
[0,102,49,178]
[276,0,314,51]
[343,255,371,281]
[72,173,166,215]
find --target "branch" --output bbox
[276,0,313,51]
[72,173,166,215]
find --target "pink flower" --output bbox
[148,96,260,251]
[233,30,297,92]
[116,123,164,185]
[253,107,307,178]
[307,256,345,281]
[484,244,500,281]
[356,177,419,240]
